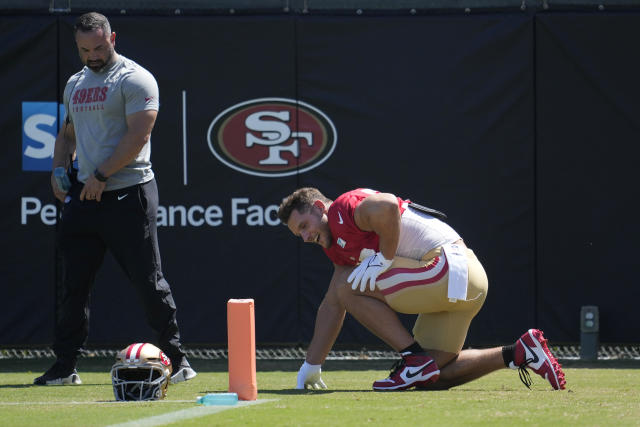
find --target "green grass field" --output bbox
[1,358,639,426]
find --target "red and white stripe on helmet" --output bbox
[125,343,146,363]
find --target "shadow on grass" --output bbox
[0,383,106,389]
[0,358,396,373]
[2,357,638,375]
[0,384,36,389]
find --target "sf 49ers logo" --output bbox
[207,98,337,177]
[159,351,171,366]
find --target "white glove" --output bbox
[348,252,393,292]
[296,361,327,390]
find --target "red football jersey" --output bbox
[323,189,408,265]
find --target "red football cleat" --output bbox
[512,329,566,390]
[373,352,440,391]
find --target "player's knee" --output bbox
[412,355,442,390]
[336,282,383,309]
[335,281,356,304]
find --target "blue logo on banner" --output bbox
[22,102,65,171]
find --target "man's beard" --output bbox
[86,49,114,72]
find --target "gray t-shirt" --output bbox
[63,55,159,190]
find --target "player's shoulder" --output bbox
[63,71,84,99]
[350,188,380,197]
[334,188,378,206]
[119,56,157,83]
[66,69,84,86]
[329,189,374,226]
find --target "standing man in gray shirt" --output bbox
[34,12,196,385]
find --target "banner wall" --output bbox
[1,11,636,347]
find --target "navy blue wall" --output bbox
[2,10,637,348]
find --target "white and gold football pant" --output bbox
[376,247,488,354]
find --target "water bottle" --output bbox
[196,392,238,406]
[54,167,71,192]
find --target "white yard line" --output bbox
[1,399,274,426]
[107,400,273,427]
[0,400,196,405]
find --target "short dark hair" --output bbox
[74,12,111,35]
[278,187,332,225]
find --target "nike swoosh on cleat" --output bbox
[405,360,434,378]
[521,339,540,364]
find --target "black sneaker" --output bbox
[33,360,82,385]
[170,356,197,384]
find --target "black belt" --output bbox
[408,202,447,221]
